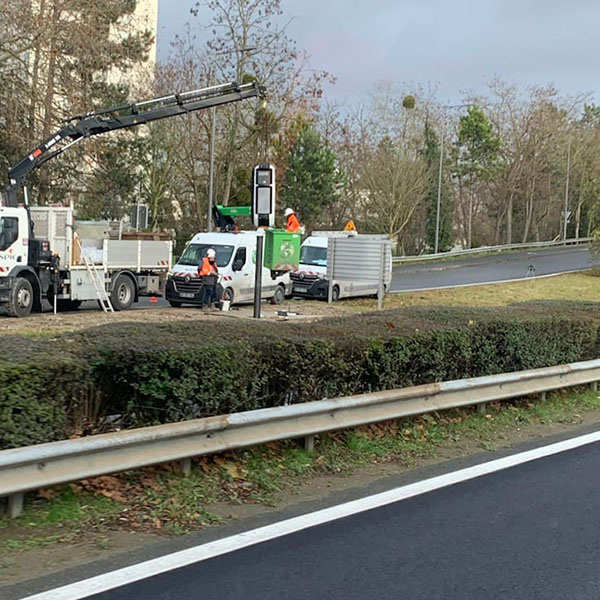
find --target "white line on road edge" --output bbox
[19,429,600,600]
[390,269,581,294]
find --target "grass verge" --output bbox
[377,271,600,309]
[2,386,599,552]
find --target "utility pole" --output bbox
[206,47,257,232]
[207,102,216,232]
[434,103,473,253]
[563,137,572,241]
[434,131,444,254]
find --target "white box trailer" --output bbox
[290,231,392,301]
[0,205,171,317]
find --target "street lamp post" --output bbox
[562,137,572,241]
[434,132,444,254]
[206,46,257,232]
[434,103,473,254]
[207,104,216,232]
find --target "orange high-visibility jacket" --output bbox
[286,213,301,233]
[199,257,218,276]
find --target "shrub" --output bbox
[1,303,599,449]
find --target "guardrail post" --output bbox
[477,403,487,415]
[540,391,547,401]
[180,458,192,476]
[304,435,315,452]
[591,381,598,393]
[8,493,24,519]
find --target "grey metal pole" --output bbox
[377,242,385,311]
[207,105,216,233]
[253,230,264,318]
[327,238,335,303]
[434,131,444,254]
[563,137,571,241]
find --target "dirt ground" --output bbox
[2,410,599,588]
[0,297,364,336]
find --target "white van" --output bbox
[290,232,392,300]
[166,231,290,307]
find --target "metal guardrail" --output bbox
[2,359,600,518]
[393,237,592,264]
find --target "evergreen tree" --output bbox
[281,123,342,230]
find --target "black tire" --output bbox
[223,287,234,303]
[169,300,183,308]
[6,277,34,318]
[270,284,285,305]
[331,285,340,302]
[111,275,135,311]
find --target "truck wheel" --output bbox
[6,277,34,318]
[331,285,340,302]
[270,284,285,305]
[169,300,183,308]
[224,287,234,303]
[111,275,135,311]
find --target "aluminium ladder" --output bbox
[74,233,114,312]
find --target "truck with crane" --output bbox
[0,81,264,317]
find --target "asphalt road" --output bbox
[84,440,600,600]
[389,245,598,292]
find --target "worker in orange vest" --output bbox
[285,208,301,233]
[198,248,219,308]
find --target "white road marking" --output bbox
[19,429,600,600]
[390,268,584,294]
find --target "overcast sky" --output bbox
[157,0,599,105]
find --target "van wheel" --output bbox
[270,284,285,305]
[224,287,234,303]
[331,285,340,302]
[169,300,183,308]
[6,277,34,317]
[111,275,135,311]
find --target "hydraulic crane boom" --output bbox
[3,80,265,207]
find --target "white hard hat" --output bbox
[206,248,216,258]
[284,208,294,217]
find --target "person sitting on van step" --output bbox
[198,248,219,308]
[285,208,301,233]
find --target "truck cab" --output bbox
[0,206,50,316]
[289,235,331,300]
[166,231,291,307]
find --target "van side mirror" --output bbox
[232,258,244,272]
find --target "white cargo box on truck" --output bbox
[26,206,172,310]
[290,232,392,301]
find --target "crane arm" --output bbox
[3,81,265,207]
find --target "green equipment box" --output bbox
[264,229,301,271]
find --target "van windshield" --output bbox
[300,245,327,267]
[179,244,234,268]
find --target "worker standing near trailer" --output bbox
[198,248,219,308]
[285,208,302,233]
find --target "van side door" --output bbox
[229,246,253,302]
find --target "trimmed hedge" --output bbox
[2,302,599,449]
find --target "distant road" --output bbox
[389,245,598,292]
